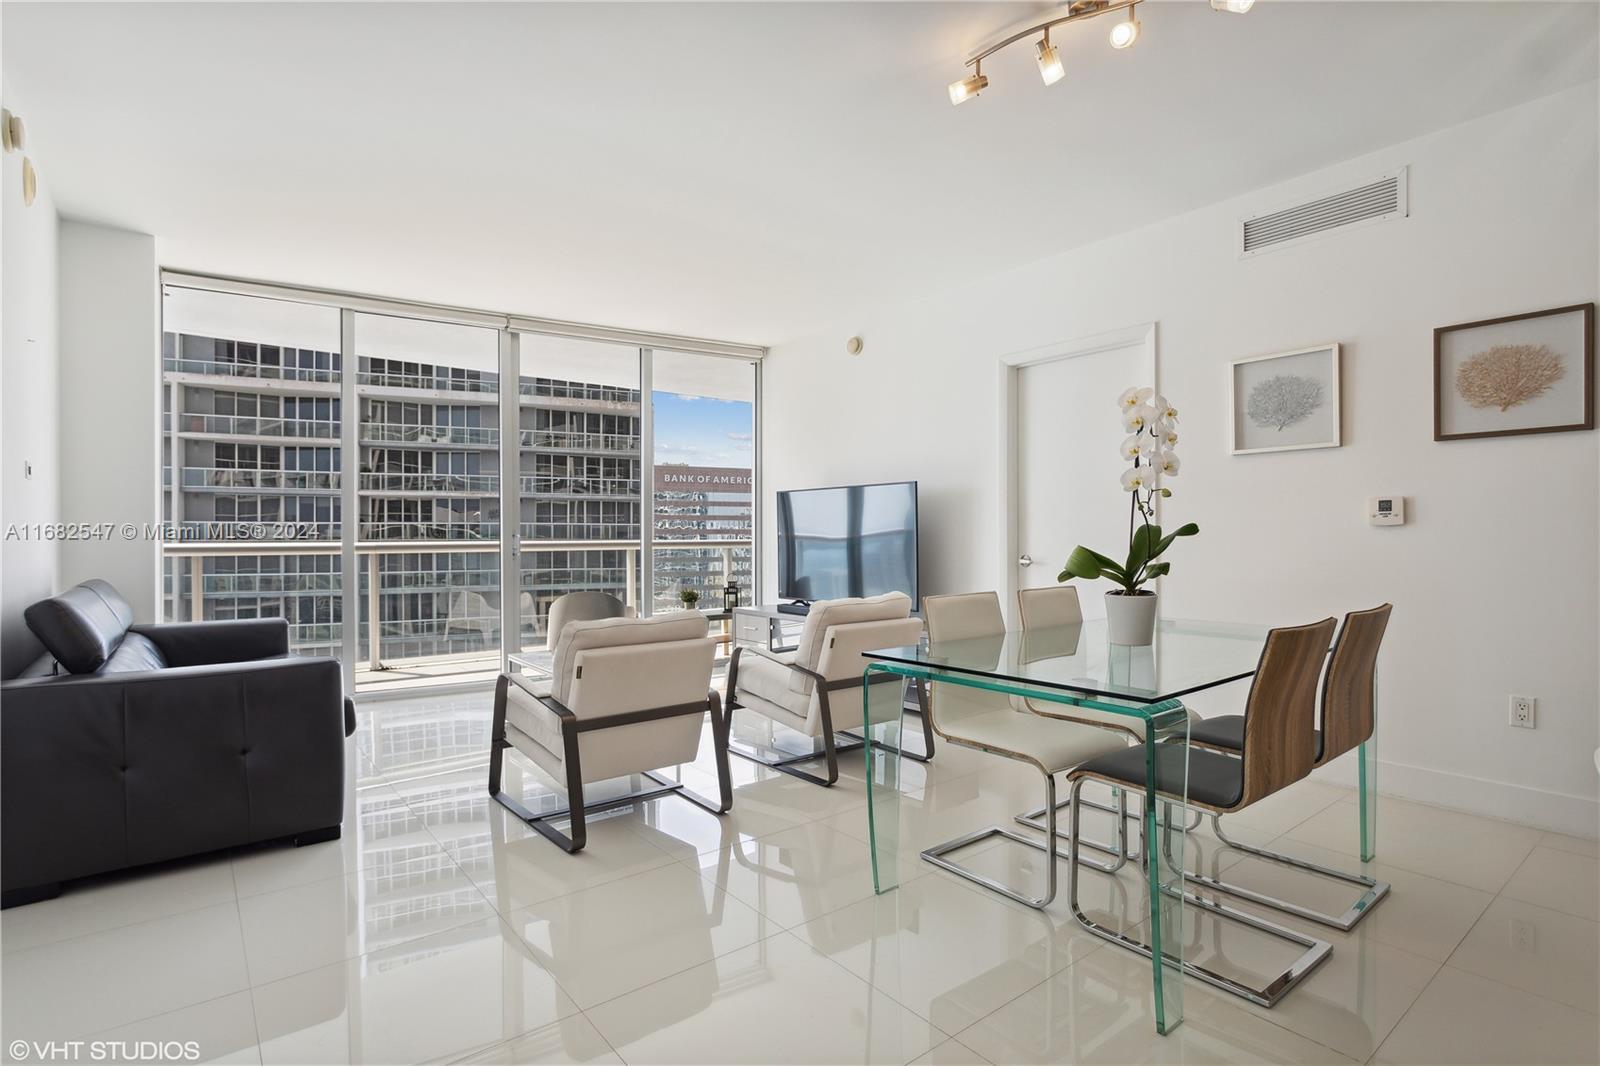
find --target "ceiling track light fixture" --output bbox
[948,59,989,105]
[948,0,1254,105]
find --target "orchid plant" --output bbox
[1058,386,1198,596]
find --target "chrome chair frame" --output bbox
[922,742,1129,909]
[1064,777,1333,1008]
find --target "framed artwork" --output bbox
[1434,303,1595,441]
[1231,343,1341,455]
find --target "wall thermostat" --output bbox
[1369,496,1405,526]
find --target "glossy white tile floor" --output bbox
[3,689,1597,1065]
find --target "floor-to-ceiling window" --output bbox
[513,336,643,671]
[161,285,344,659]
[650,351,756,620]
[354,313,502,691]
[160,276,760,696]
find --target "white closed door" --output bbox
[1015,340,1152,619]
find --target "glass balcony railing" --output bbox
[358,370,497,395]
[181,467,340,491]
[162,536,750,687]
[518,382,640,404]
[519,429,641,453]
[169,413,340,440]
[358,472,498,495]
[519,475,639,498]
[164,357,338,384]
[518,522,640,541]
[361,422,499,447]
[359,521,500,541]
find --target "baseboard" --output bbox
[1317,752,1600,841]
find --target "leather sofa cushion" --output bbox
[101,633,167,674]
[24,580,136,674]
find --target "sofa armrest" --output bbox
[128,618,290,666]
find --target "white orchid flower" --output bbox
[1118,386,1153,411]
[1155,451,1181,477]
[1157,397,1179,422]
[1119,434,1145,461]
[1161,427,1179,448]
[1120,466,1155,493]
[1122,404,1157,432]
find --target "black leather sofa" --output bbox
[2,580,354,907]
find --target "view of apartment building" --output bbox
[158,288,752,685]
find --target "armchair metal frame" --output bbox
[488,672,732,853]
[724,644,935,787]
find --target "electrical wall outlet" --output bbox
[1509,695,1537,729]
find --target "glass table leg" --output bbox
[864,664,906,893]
[1359,735,1377,862]
[1146,704,1189,1035]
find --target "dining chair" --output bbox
[917,591,1130,909]
[1062,617,1338,1007]
[1185,604,1393,930]
[1013,585,1203,848]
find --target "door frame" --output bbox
[996,322,1158,628]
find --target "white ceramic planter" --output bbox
[1105,591,1158,646]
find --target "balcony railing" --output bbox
[362,422,499,447]
[162,536,750,679]
[518,522,639,541]
[164,357,338,384]
[359,472,498,495]
[170,413,340,440]
[519,475,639,498]
[518,382,639,404]
[361,522,499,541]
[519,429,640,453]
[358,370,497,395]
[181,467,340,491]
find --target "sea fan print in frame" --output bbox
[1231,344,1342,454]
[1434,304,1595,441]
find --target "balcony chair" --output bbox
[1013,585,1204,848]
[544,590,633,650]
[1061,617,1338,1007]
[488,611,730,853]
[1182,603,1393,930]
[724,592,932,787]
[917,591,1130,909]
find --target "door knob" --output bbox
[1018,554,1033,567]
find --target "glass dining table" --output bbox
[856,617,1375,1036]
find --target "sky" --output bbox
[652,392,752,470]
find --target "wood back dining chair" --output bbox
[1195,604,1394,930]
[1061,617,1338,1008]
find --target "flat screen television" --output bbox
[776,481,918,604]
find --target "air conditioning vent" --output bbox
[1240,166,1407,257]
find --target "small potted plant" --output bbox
[678,586,701,610]
[1058,386,1198,646]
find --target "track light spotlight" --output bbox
[1210,0,1255,12]
[948,64,988,105]
[1035,30,1065,86]
[1109,9,1141,50]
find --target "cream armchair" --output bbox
[489,611,731,852]
[725,592,931,786]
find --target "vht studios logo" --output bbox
[10,1040,200,1062]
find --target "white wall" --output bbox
[57,220,160,622]
[1,78,61,677]
[762,84,1600,838]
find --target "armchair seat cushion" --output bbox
[943,710,1127,774]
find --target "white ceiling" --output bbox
[5,2,1596,345]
